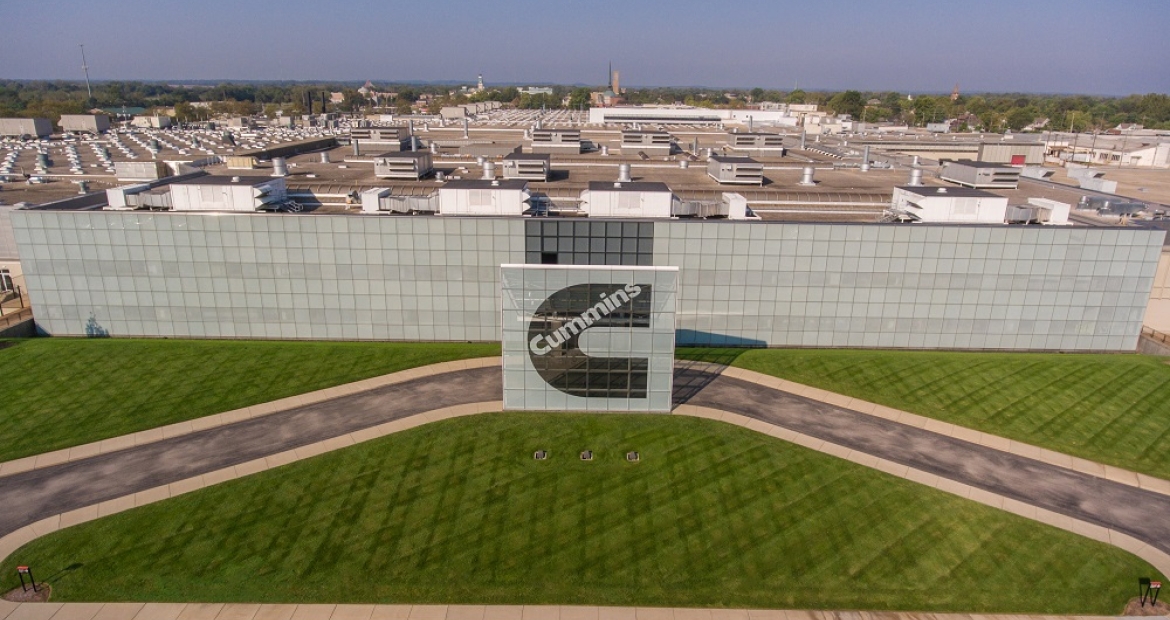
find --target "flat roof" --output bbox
[622,130,671,136]
[945,159,1019,169]
[709,155,760,164]
[442,179,529,190]
[504,153,551,161]
[897,185,1002,198]
[175,175,278,186]
[588,181,671,193]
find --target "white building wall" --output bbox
[1145,250,1170,333]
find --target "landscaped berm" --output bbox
[680,348,1170,481]
[0,338,500,462]
[2,413,1162,614]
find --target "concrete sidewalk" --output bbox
[0,601,1152,620]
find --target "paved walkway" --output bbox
[0,366,500,537]
[2,358,1169,616]
[0,602,1151,620]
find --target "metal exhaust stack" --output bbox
[617,163,632,183]
[320,151,330,164]
[482,161,495,180]
[861,146,870,172]
[800,130,807,150]
[798,166,816,186]
[271,157,288,177]
[908,168,924,186]
[463,118,469,139]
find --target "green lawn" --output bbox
[680,348,1170,481]
[0,339,499,463]
[2,413,1159,613]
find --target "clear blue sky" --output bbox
[3,0,1167,95]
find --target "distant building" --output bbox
[59,114,111,134]
[519,87,554,96]
[131,115,173,129]
[977,141,1044,166]
[0,118,52,138]
[591,63,626,107]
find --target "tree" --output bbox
[341,89,365,113]
[749,87,765,103]
[827,90,864,118]
[786,89,806,104]
[173,101,197,123]
[567,87,592,110]
[1006,107,1036,132]
[912,96,941,126]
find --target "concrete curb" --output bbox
[0,357,504,479]
[0,602,1160,620]
[671,404,1170,580]
[714,365,1170,498]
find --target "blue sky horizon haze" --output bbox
[2,0,1167,96]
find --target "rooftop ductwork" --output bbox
[798,166,816,186]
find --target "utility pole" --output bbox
[79,44,93,100]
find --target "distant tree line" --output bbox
[1,80,1167,132]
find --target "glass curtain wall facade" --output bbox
[11,209,1164,352]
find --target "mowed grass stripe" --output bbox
[2,413,1160,612]
[681,348,1170,480]
[0,339,500,462]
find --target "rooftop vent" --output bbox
[533,450,548,460]
[626,451,640,462]
[580,450,593,461]
[937,187,947,194]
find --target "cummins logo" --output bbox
[526,282,652,398]
[529,283,642,354]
